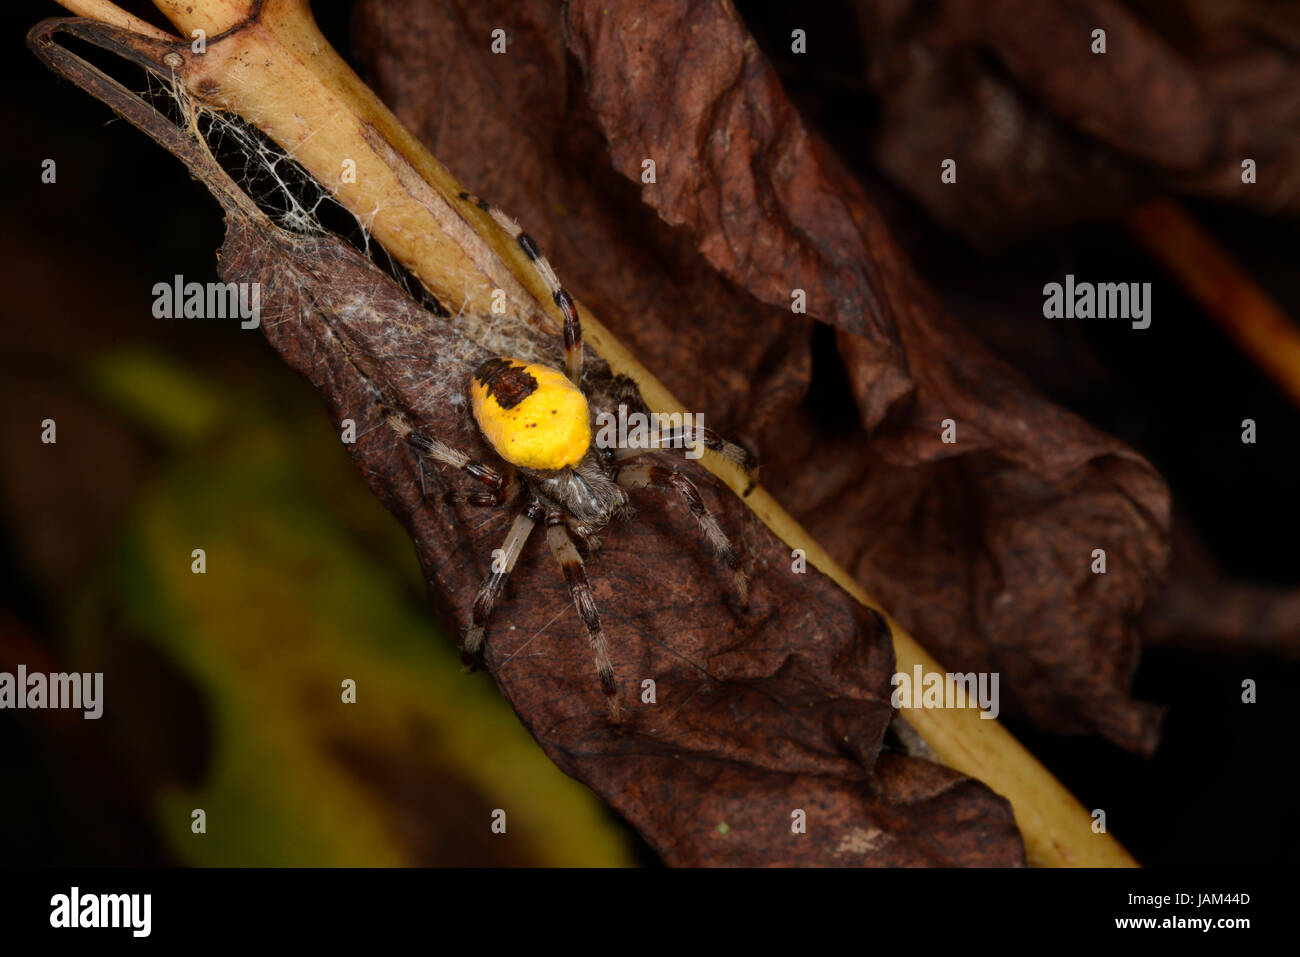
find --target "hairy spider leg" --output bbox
[545,508,620,720]
[458,191,584,386]
[464,502,542,667]
[611,423,758,475]
[616,463,749,604]
[386,411,517,504]
[609,374,759,490]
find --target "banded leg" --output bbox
[545,509,620,720]
[445,477,520,509]
[387,411,514,504]
[458,191,584,386]
[565,516,604,561]
[616,463,749,605]
[609,376,758,489]
[442,466,519,508]
[611,420,758,478]
[463,502,542,667]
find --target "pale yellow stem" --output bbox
[52,0,175,40]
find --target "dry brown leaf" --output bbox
[857,0,1300,248]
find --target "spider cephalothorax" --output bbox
[388,193,756,719]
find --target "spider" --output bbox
[386,191,757,720]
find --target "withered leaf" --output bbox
[354,0,1167,753]
[855,0,1300,249]
[1141,517,1300,658]
[601,752,1026,867]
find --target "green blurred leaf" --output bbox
[84,348,227,445]
[73,352,633,866]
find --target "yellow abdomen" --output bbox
[470,358,591,471]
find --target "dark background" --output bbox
[2,0,1297,866]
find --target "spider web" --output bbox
[136,66,563,416]
[140,66,451,315]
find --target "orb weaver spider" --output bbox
[386,192,757,720]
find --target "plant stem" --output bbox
[1130,199,1300,410]
[56,0,175,39]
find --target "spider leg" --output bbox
[387,410,514,501]
[616,463,749,605]
[608,375,758,491]
[463,501,541,669]
[565,516,603,561]
[445,473,521,508]
[458,191,584,386]
[611,423,758,480]
[407,430,507,492]
[413,453,520,508]
[544,509,620,720]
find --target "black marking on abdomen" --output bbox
[475,357,538,410]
